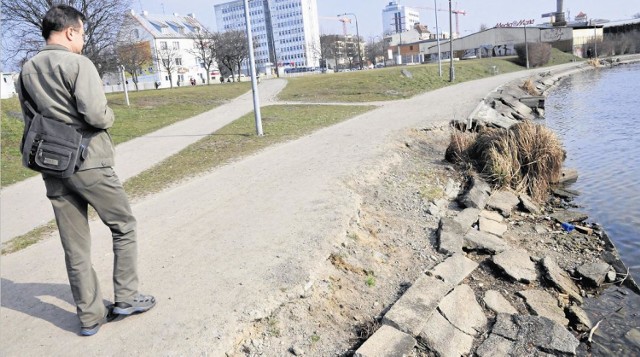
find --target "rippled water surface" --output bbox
[545,63,640,280]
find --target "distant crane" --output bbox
[319,16,351,36]
[414,3,466,37]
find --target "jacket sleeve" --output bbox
[73,57,115,129]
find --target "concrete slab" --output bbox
[438,284,488,336]
[487,190,520,217]
[429,253,478,286]
[382,275,452,336]
[492,249,538,283]
[454,208,480,229]
[419,311,474,357]
[354,325,416,357]
[478,216,508,237]
[517,289,569,326]
[460,176,491,210]
[541,257,583,303]
[437,217,465,255]
[483,290,518,315]
[464,229,509,254]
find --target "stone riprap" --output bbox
[437,284,487,336]
[517,289,569,326]
[541,257,583,303]
[460,175,491,210]
[576,261,611,287]
[487,190,520,217]
[464,229,509,254]
[437,217,466,255]
[478,216,508,236]
[483,290,518,315]
[419,311,475,357]
[428,253,478,286]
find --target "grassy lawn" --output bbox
[1,83,250,187]
[278,49,580,102]
[124,104,375,198]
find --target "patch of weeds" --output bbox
[265,316,281,338]
[310,334,320,344]
[347,232,359,240]
[365,273,376,287]
[419,184,443,201]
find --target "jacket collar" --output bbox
[40,44,72,52]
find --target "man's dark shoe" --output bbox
[80,304,120,336]
[113,294,156,315]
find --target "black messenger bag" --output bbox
[19,75,93,178]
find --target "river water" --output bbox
[545,63,640,281]
[545,63,640,355]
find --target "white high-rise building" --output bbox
[382,1,420,36]
[214,0,321,73]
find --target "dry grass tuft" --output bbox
[445,130,477,164]
[446,121,565,201]
[521,78,540,96]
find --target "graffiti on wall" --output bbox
[541,28,569,42]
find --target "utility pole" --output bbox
[243,0,263,136]
[449,0,455,82]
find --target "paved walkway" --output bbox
[1,63,583,356]
[0,79,287,243]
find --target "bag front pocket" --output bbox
[34,141,75,172]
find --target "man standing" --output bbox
[18,5,155,336]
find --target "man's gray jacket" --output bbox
[19,44,116,170]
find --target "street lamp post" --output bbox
[338,12,363,70]
[448,0,455,82]
[243,0,263,136]
[524,24,530,69]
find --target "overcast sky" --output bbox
[136,0,639,38]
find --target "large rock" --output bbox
[354,325,416,357]
[419,311,474,357]
[479,210,504,222]
[541,257,583,304]
[500,96,534,117]
[454,208,480,229]
[567,305,592,332]
[478,216,508,237]
[471,102,518,129]
[460,176,491,210]
[429,253,478,286]
[492,249,538,283]
[487,190,520,217]
[517,289,569,327]
[437,217,465,255]
[625,328,640,348]
[490,313,580,355]
[577,261,611,287]
[382,275,452,336]
[464,229,509,254]
[519,194,540,214]
[551,210,589,224]
[483,290,518,315]
[437,284,488,336]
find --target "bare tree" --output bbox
[155,44,181,88]
[320,34,345,71]
[480,23,488,31]
[365,36,386,66]
[212,30,249,82]
[189,28,217,85]
[115,18,152,91]
[1,0,132,74]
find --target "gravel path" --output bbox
[0,64,581,356]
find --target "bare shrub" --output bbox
[515,42,552,67]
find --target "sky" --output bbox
[136,0,639,39]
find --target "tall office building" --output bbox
[214,0,321,73]
[382,1,420,36]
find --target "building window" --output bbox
[175,58,182,66]
[160,41,168,50]
[173,41,180,50]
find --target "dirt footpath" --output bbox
[0,65,580,356]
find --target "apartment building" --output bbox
[120,10,212,89]
[382,1,421,36]
[214,0,321,74]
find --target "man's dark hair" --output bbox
[42,4,86,40]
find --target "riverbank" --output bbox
[228,57,640,356]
